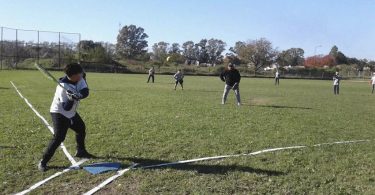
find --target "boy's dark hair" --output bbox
[64,63,83,77]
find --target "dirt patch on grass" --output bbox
[248,97,272,105]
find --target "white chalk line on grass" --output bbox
[84,139,372,195]
[83,163,139,195]
[10,81,77,165]
[141,146,307,169]
[14,159,88,195]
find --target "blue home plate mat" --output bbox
[83,162,122,175]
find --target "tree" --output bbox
[304,55,336,68]
[224,53,242,65]
[277,48,304,67]
[182,41,196,64]
[368,61,375,71]
[329,45,347,64]
[169,43,181,54]
[230,38,278,71]
[329,45,339,57]
[195,39,209,63]
[151,41,169,62]
[206,38,226,65]
[78,40,109,63]
[116,25,148,59]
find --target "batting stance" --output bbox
[38,63,94,171]
[220,63,241,106]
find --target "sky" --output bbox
[0,0,374,59]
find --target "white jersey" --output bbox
[174,72,184,81]
[333,75,340,86]
[275,72,280,78]
[50,78,88,118]
[149,68,155,75]
[371,76,375,85]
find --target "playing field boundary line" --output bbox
[83,163,139,195]
[10,81,77,165]
[84,139,372,194]
[14,159,88,195]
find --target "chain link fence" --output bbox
[0,26,81,70]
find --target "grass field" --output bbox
[1,70,375,194]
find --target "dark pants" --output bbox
[41,113,86,165]
[334,85,340,95]
[372,84,374,94]
[147,75,154,83]
[175,79,183,89]
[275,78,280,85]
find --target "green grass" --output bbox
[0,70,374,194]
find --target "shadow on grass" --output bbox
[94,156,285,176]
[252,104,312,110]
[91,89,122,92]
[191,89,222,93]
[0,87,10,90]
[0,145,17,149]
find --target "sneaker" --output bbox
[75,150,96,158]
[38,160,47,172]
[237,103,241,106]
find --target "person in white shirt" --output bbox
[333,72,341,95]
[38,63,94,172]
[147,66,155,83]
[174,69,184,90]
[370,73,375,94]
[275,71,280,86]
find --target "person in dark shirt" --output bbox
[220,63,241,106]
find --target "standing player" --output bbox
[333,71,341,95]
[147,66,155,83]
[370,73,375,94]
[174,69,184,90]
[275,71,280,86]
[220,63,241,106]
[38,63,94,172]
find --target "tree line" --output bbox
[1,24,374,72]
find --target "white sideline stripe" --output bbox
[313,139,370,147]
[14,159,88,195]
[10,81,77,165]
[141,146,306,169]
[83,163,139,195]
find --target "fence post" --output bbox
[0,27,3,70]
[78,33,81,63]
[15,29,18,69]
[37,31,40,64]
[58,32,61,68]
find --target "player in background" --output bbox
[147,66,155,83]
[333,71,341,95]
[220,63,241,106]
[370,73,375,94]
[174,69,184,90]
[275,70,280,86]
